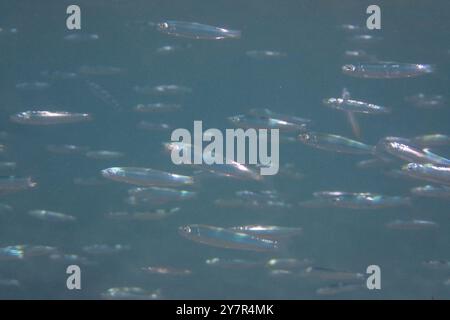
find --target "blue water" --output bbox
[1,0,450,299]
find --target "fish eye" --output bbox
[180,226,191,233]
[342,64,356,72]
[158,22,169,30]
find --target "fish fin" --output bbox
[342,88,351,100]
[346,111,362,139]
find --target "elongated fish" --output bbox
[178,224,278,252]
[342,62,434,79]
[157,21,241,40]
[402,163,450,186]
[10,111,92,125]
[101,167,194,187]
[298,132,374,155]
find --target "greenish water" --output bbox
[0,0,450,299]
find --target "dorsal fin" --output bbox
[342,88,351,100]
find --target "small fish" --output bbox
[28,210,76,223]
[301,191,411,209]
[323,96,390,114]
[46,144,90,155]
[375,137,450,166]
[0,176,36,195]
[422,260,450,270]
[229,114,308,132]
[179,224,279,252]
[155,44,192,55]
[137,121,172,131]
[0,245,58,261]
[316,282,363,296]
[0,162,16,172]
[134,84,192,95]
[205,257,263,269]
[246,50,287,60]
[86,150,124,160]
[10,111,92,125]
[63,33,99,42]
[41,70,78,80]
[342,62,434,79]
[298,132,374,155]
[127,187,196,205]
[302,266,365,281]
[411,185,450,199]
[82,244,130,255]
[402,163,450,186]
[15,81,50,91]
[78,65,125,76]
[386,219,438,230]
[266,258,313,270]
[101,167,195,187]
[157,21,241,40]
[134,103,182,113]
[405,93,445,109]
[101,287,161,300]
[230,225,303,240]
[107,208,179,221]
[411,134,450,147]
[141,266,192,276]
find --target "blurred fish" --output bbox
[107,208,179,221]
[101,167,194,187]
[411,134,450,147]
[28,210,76,223]
[86,150,125,160]
[229,114,308,132]
[205,257,264,269]
[300,191,411,209]
[155,44,192,55]
[266,258,313,270]
[405,93,445,109]
[316,282,363,296]
[302,266,365,281]
[141,266,192,276]
[40,70,79,80]
[0,245,57,261]
[134,103,182,113]
[230,225,303,240]
[402,163,450,186]
[157,21,241,40]
[0,162,16,172]
[178,224,279,252]
[46,144,90,155]
[63,33,99,42]
[15,81,50,91]
[375,137,450,165]
[134,84,192,95]
[298,132,374,155]
[246,50,287,60]
[411,185,450,199]
[10,111,92,125]
[342,62,434,78]
[82,244,130,255]
[0,176,36,195]
[137,121,172,131]
[101,287,161,300]
[386,219,438,230]
[422,260,450,271]
[127,187,196,205]
[78,65,125,76]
